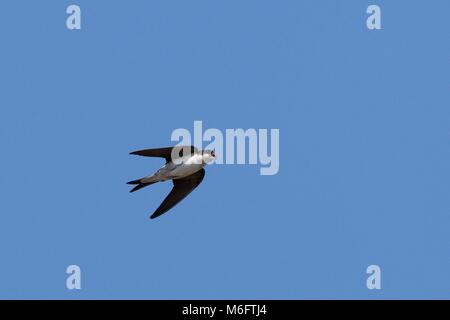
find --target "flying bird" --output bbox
[127,146,215,219]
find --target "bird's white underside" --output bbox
[141,153,213,183]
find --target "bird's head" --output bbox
[202,149,216,164]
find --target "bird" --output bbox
[127,145,215,219]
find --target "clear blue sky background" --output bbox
[0,0,449,299]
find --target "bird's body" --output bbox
[127,146,215,219]
[142,153,205,183]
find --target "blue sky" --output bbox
[0,0,449,299]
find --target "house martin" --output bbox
[127,146,215,219]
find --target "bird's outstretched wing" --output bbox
[130,146,198,163]
[150,168,205,219]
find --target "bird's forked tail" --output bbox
[127,178,157,193]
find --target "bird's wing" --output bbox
[130,146,198,163]
[150,168,205,219]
